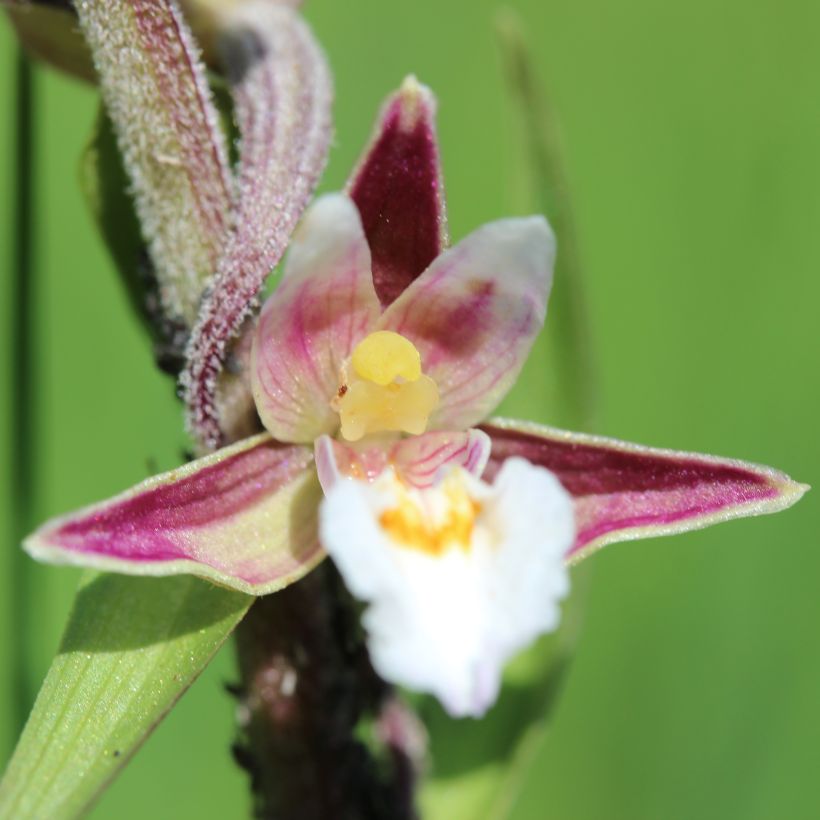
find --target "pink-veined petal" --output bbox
[75,0,232,324]
[183,2,333,450]
[314,435,390,492]
[390,429,491,489]
[314,429,491,494]
[25,435,325,595]
[481,419,808,562]
[347,76,448,307]
[379,217,555,430]
[251,194,380,444]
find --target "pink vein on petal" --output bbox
[392,430,491,488]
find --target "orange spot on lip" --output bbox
[379,480,481,556]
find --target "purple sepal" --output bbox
[348,76,448,308]
[25,435,324,595]
[482,419,807,562]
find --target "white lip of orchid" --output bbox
[331,330,440,442]
[319,458,575,718]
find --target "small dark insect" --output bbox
[338,385,348,398]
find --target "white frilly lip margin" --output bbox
[319,456,575,718]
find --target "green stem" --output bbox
[11,49,37,740]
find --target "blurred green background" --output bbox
[1,0,817,817]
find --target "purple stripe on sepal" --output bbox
[25,435,325,595]
[482,419,807,562]
[348,76,448,308]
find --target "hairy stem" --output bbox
[233,563,420,820]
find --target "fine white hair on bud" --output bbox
[319,458,574,718]
[75,0,233,326]
[183,1,333,450]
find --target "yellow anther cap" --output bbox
[350,331,422,386]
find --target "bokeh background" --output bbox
[1,0,818,817]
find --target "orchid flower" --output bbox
[25,77,806,718]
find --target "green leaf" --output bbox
[421,10,598,818]
[0,572,251,819]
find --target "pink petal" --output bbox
[314,429,491,493]
[379,217,555,430]
[314,436,390,491]
[482,419,808,562]
[391,429,491,489]
[251,195,380,444]
[182,3,333,450]
[25,435,325,595]
[347,76,448,307]
[75,0,232,324]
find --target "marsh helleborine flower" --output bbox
[26,78,807,717]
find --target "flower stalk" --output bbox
[233,565,418,820]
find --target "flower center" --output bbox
[378,471,481,555]
[334,331,439,441]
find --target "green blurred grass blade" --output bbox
[10,49,38,738]
[496,7,596,431]
[421,10,596,819]
[0,572,251,819]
